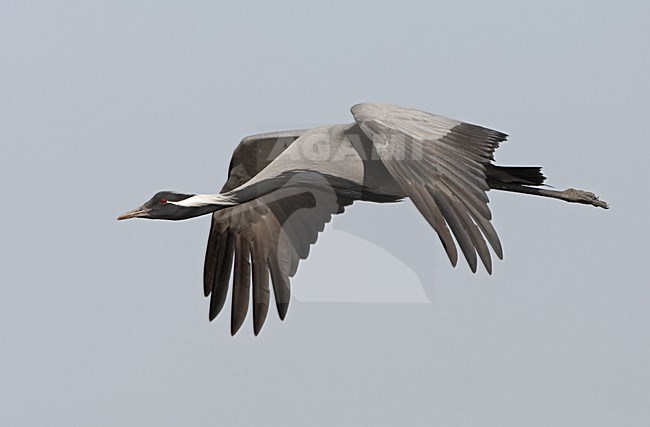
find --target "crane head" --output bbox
[117,191,196,221]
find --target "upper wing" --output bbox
[351,103,506,273]
[221,130,306,192]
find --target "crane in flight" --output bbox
[118,103,608,335]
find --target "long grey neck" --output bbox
[169,176,290,219]
[177,169,380,220]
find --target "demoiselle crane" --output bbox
[118,103,608,335]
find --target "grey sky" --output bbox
[1,1,649,426]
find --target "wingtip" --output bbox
[485,264,493,275]
[208,303,217,321]
[469,261,478,274]
[208,296,225,322]
[253,323,263,336]
[230,310,247,336]
[252,305,267,336]
[277,303,289,321]
[449,253,458,267]
[230,321,243,336]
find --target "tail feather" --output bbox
[486,165,546,187]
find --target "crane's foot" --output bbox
[561,188,609,209]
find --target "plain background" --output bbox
[1,1,649,426]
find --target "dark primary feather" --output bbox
[250,233,270,336]
[208,232,234,321]
[230,234,251,335]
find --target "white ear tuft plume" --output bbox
[169,194,237,208]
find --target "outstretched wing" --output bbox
[205,175,350,335]
[352,103,506,273]
[205,130,347,335]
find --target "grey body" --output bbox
[118,103,608,335]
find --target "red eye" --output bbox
[160,198,167,205]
